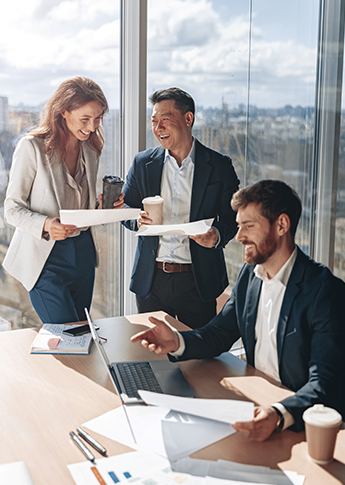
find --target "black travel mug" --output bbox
[102,175,124,209]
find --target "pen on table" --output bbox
[70,431,95,462]
[77,427,107,456]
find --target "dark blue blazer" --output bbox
[172,247,345,431]
[123,139,239,301]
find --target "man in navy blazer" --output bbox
[131,180,345,441]
[123,88,239,328]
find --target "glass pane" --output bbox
[0,0,120,328]
[147,0,319,293]
[335,31,345,281]
[248,0,319,258]
[147,0,249,290]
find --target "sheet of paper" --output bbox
[173,458,304,485]
[205,478,264,485]
[136,218,214,236]
[0,462,34,485]
[209,460,295,485]
[83,407,136,450]
[139,390,254,423]
[59,208,140,227]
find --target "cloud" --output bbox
[0,0,318,108]
[147,0,317,108]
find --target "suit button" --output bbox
[152,250,155,255]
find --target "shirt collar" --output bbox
[254,246,297,286]
[164,137,195,165]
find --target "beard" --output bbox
[244,237,278,266]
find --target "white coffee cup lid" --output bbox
[303,404,342,427]
[142,196,164,204]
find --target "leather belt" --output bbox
[156,261,193,273]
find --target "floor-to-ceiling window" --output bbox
[0,0,121,327]
[146,0,320,290]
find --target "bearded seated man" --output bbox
[131,179,345,442]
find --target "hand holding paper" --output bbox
[231,405,279,442]
[190,226,218,248]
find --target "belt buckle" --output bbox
[162,261,174,273]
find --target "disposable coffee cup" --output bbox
[102,175,124,209]
[303,404,342,465]
[142,196,164,225]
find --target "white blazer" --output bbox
[3,135,100,291]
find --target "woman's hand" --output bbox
[97,193,125,209]
[44,217,76,241]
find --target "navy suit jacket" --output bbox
[123,139,239,301]
[171,247,345,431]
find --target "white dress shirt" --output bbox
[156,140,195,263]
[254,247,297,381]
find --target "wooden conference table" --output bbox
[0,312,344,484]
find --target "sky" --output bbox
[0,0,327,110]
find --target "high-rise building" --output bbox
[0,97,9,133]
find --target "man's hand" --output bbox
[231,406,279,442]
[130,316,180,355]
[190,227,218,248]
[44,217,76,241]
[97,193,125,209]
[137,210,152,228]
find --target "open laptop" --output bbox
[85,309,195,404]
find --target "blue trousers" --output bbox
[29,229,96,324]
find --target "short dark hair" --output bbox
[231,180,302,238]
[149,87,195,126]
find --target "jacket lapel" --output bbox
[190,140,213,221]
[46,152,65,210]
[82,143,98,208]
[276,247,306,365]
[245,274,262,366]
[145,147,165,196]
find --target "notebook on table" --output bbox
[85,308,194,404]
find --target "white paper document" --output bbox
[173,457,305,485]
[139,390,254,423]
[59,208,140,227]
[136,218,214,236]
[0,461,34,485]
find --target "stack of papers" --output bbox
[69,392,305,485]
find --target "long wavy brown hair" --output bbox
[29,76,109,160]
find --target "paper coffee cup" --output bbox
[102,175,124,209]
[142,196,164,225]
[303,404,342,464]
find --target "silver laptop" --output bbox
[85,309,195,404]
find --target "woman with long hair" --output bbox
[3,76,123,324]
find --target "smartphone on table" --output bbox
[62,324,99,337]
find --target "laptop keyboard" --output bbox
[116,362,164,398]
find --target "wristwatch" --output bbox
[272,406,284,432]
